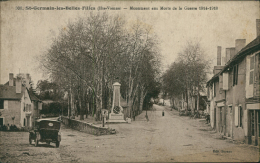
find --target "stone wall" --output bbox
[61,116,115,136]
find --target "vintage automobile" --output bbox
[29,119,61,147]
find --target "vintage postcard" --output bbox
[0,1,259,162]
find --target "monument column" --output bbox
[107,82,126,123]
[112,82,121,113]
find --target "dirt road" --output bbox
[0,104,259,162]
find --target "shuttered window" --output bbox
[0,100,4,109]
[250,71,254,85]
[4,100,8,109]
[219,75,223,89]
[235,105,243,127]
[223,73,228,90]
[235,106,239,127]
[249,56,255,85]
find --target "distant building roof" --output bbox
[0,84,25,100]
[42,100,54,104]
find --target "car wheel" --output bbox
[35,138,38,147]
[56,141,60,148]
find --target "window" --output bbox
[235,105,243,127]
[239,106,243,127]
[233,64,238,86]
[249,56,255,85]
[213,82,216,97]
[0,100,4,109]
[250,56,254,70]
[0,118,3,126]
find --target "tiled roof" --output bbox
[0,84,25,100]
[207,36,260,85]
[4,78,17,86]
[27,89,41,101]
[0,84,41,101]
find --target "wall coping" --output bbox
[61,116,111,130]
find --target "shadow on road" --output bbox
[29,143,56,148]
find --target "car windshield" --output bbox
[37,120,60,130]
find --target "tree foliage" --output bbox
[39,13,161,120]
[36,80,64,101]
[162,40,211,111]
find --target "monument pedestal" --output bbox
[106,113,126,123]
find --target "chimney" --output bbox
[16,77,22,94]
[9,73,14,86]
[230,47,236,60]
[26,73,30,89]
[226,48,231,63]
[235,39,246,54]
[213,66,224,75]
[257,19,260,37]
[217,46,221,66]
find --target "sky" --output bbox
[0,1,259,86]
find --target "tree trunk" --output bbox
[197,79,200,112]
[95,95,101,121]
[139,87,146,113]
[80,93,84,120]
[186,87,189,111]
[191,92,195,115]
[70,88,75,118]
[85,102,89,118]
[68,93,71,118]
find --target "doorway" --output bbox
[26,116,30,127]
[249,110,260,146]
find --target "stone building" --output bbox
[206,19,260,146]
[0,73,42,128]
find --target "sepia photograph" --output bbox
[0,0,259,162]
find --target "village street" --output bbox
[0,104,259,162]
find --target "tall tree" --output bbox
[40,13,161,120]
[162,40,211,112]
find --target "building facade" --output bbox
[0,73,42,128]
[207,19,260,146]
